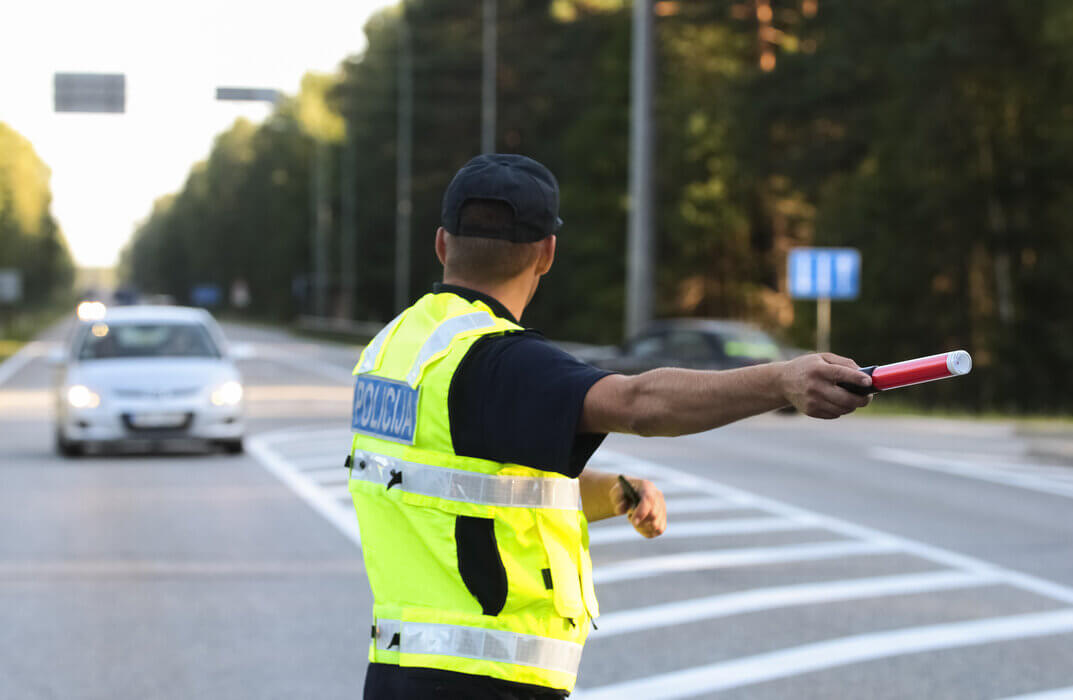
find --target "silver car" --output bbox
[54,305,245,456]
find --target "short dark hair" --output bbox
[444,200,543,283]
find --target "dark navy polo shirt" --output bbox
[439,283,612,478]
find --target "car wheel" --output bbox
[219,439,244,455]
[55,430,84,457]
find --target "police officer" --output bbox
[349,154,872,699]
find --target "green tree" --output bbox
[0,122,74,306]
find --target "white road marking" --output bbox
[593,541,899,585]
[326,484,353,500]
[590,570,999,638]
[650,481,709,496]
[1001,688,1073,700]
[575,608,1073,699]
[663,496,755,515]
[246,433,362,548]
[246,431,1073,695]
[598,451,1073,606]
[248,345,356,383]
[292,458,346,473]
[253,425,350,447]
[0,341,46,388]
[586,517,811,546]
[871,446,1073,500]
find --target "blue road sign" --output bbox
[788,247,861,300]
[190,284,222,308]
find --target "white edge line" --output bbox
[574,608,1073,700]
[246,434,362,549]
[600,450,1073,606]
[591,570,998,638]
[0,341,45,388]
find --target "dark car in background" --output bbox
[580,319,795,375]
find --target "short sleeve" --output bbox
[448,332,614,478]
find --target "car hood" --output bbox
[64,358,239,394]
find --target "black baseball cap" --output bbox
[441,154,563,242]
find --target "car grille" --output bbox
[121,413,194,433]
[113,387,201,399]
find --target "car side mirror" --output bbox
[45,346,67,366]
[228,342,255,361]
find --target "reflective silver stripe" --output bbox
[405,311,497,386]
[350,450,581,510]
[375,618,582,676]
[355,311,406,375]
[375,618,401,648]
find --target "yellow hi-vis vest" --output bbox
[347,291,599,692]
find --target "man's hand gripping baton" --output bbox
[839,350,973,396]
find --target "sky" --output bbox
[0,0,397,268]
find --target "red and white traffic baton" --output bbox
[839,350,973,395]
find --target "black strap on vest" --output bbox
[386,469,403,490]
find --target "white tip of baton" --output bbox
[946,350,972,376]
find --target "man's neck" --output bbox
[441,276,531,322]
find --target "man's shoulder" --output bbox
[466,328,575,365]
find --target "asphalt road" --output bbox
[3,320,1073,699]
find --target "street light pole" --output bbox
[626,0,655,338]
[340,115,358,319]
[395,7,414,313]
[311,140,331,318]
[481,0,497,154]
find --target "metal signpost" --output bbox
[788,247,860,352]
[0,269,22,338]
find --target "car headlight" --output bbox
[76,301,107,322]
[67,385,101,409]
[211,381,243,406]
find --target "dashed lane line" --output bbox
[574,608,1073,700]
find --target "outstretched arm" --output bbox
[580,353,872,437]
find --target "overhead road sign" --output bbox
[215,87,281,104]
[54,73,125,113]
[788,247,861,300]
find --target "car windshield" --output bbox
[77,322,220,360]
[721,330,781,361]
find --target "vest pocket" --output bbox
[455,515,508,616]
[535,514,585,620]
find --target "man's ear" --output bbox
[435,227,449,266]
[535,235,556,276]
